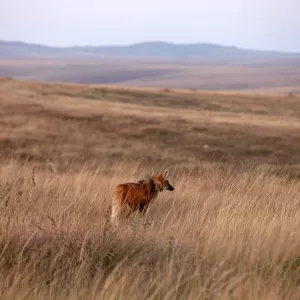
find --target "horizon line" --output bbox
[0,39,298,55]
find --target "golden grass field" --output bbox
[1,77,300,299]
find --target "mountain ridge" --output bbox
[1,40,299,60]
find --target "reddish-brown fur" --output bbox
[111,169,174,227]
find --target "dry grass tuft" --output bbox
[1,162,300,299]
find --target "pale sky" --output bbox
[1,0,300,52]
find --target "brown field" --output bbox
[1,77,300,299]
[1,58,300,93]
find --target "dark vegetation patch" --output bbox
[0,230,194,292]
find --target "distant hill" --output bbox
[0,41,94,59]
[1,40,300,60]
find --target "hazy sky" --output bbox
[1,0,300,52]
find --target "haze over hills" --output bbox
[1,40,300,60]
[1,40,300,92]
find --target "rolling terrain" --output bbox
[1,77,300,170]
[1,78,300,299]
[1,41,300,92]
[1,58,300,92]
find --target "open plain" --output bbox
[1,56,300,93]
[1,77,300,299]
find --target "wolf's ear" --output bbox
[162,169,169,178]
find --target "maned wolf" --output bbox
[111,169,174,227]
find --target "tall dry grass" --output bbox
[0,160,300,299]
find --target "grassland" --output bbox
[1,77,300,299]
[1,57,300,93]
